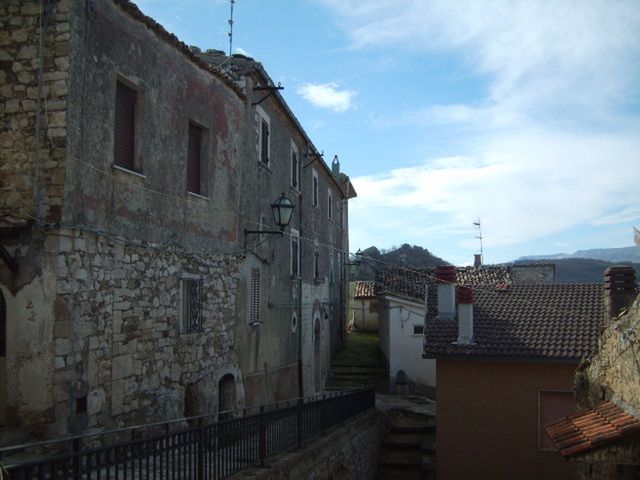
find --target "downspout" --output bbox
[33,0,54,220]
[296,143,307,399]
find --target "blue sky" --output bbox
[137,0,640,265]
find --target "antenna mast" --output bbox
[228,0,235,60]
[473,218,483,255]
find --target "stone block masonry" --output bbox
[0,0,71,223]
[5,227,245,438]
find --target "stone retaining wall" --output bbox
[231,410,392,480]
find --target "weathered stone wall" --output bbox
[576,295,640,414]
[231,410,391,480]
[4,228,243,437]
[0,0,71,224]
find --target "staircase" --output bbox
[376,411,436,480]
[326,331,388,392]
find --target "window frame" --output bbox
[186,121,207,196]
[312,169,319,207]
[180,274,203,334]
[313,246,320,280]
[290,141,300,191]
[113,77,141,174]
[256,106,270,167]
[413,324,424,336]
[290,228,300,277]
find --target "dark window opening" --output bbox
[291,150,299,189]
[76,396,87,414]
[187,123,203,194]
[260,120,269,165]
[413,324,424,335]
[314,249,320,279]
[291,236,299,277]
[182,278,203,333]
[313,176,318,206]
[114,81,137,171]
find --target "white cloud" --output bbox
[296,82,356,112]
[320,0,640,258]
[233,47,251,57]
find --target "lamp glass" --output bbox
[271,193,295,230]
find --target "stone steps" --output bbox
[376,412,436,480]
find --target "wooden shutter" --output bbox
[291,151,298,188]
[261,120,269,164]
[114,81,136,171]
[251,268,260,324]
[187,123,202,194]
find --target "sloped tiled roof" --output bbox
[376,266,512,302]
[423,284,603,361]
[354,281,376,298]
[544,401,640,457]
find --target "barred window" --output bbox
[181,278,203,333]
[250,268,260,324]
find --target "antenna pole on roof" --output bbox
[473,218,483,255]
[228,0,235,65]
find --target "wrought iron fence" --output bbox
[1,387,375,479]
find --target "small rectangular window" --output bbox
[327,190,333,220]
[312,170,319,207]
[314,248,320,279]
[291,145,299,189]
[291,231,300,277]
[260,119,270,165]
[114,81,137,171]
[413,324,424,335]
[187,122,203,194]
[539,391,574,450]
[250,268,260,324]
[182,278,203,333]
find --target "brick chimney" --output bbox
[456,286,474,344]
[436,265,456,320]
[604,266,637,324]
[474,254,483,268]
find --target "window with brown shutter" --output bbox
[260,119,269,165]
[187,122,203,194]
[250,268,260,324]
[114,81,137,171]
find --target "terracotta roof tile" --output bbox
[354,281,376,298]
[423,284,603,360]
[544,401,640,457]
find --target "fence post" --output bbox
[72,438,81,480]
[197,417,204,480]
[259,405,266,467]
[296,398,303,449]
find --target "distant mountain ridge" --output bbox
[353,244,449,281]
[519,246,640,264]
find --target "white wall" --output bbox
[383,295,435,391]
[352,298,379,331]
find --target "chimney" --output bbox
[474,254,483,268]
[332,155,340,176]
[436,265,456,320]
[604,266,637,323]
[456,286,474,344]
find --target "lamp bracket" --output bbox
[244,228,283,249]
[252,84,284,106]
[303,150,324,169]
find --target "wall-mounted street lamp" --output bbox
[345,249,363,266]
[244,192,295,248]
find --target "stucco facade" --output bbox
[0,0,354,440]
[436,360,576,480]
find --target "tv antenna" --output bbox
[473,218,483,255]
[228,0,235,59]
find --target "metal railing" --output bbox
[1,387,375,479]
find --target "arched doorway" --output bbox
[218,374,236,421]
[0,290,5,425]
[314,316,321,393]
